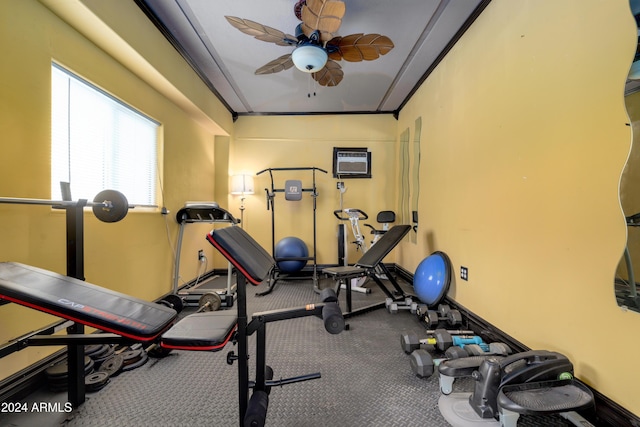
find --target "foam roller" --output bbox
[322,302,345,334]
[244,390,269,427]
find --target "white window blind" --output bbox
[51,63,159,206]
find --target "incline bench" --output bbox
[0,226,343,427]
[322,224,412,317]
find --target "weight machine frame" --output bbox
[256,167,327,296]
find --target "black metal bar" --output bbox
[66,202,86,281]
[67,323,85,408]
[236,273,249,427]
[256,167,328,174]
[0,320,73,358]
[248,304,325,333]
[26,333,131,346]
[255,325,266,392]
[248,373,322,388]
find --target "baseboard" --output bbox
[395,263,639,427]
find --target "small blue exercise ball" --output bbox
[275,237,308,273]
[414,252,451,305]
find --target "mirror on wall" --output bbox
[398,127,411,229]
[616,90,640,313]
[398,118,422,243]
[615,0,640,313]
[410,117,422,243]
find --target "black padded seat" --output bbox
[206,226,275,285]
[321,265,366,279]
[161,311,237,351]
[323,225,411,279]
[0,262,176,341]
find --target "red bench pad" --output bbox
[161,311,237,351]
[0,262,176,341]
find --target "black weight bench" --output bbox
[206,225,344,427]
[0,262,179,407]
[0,226,343,427]
[322,224,411,317]
[437,350,595,427]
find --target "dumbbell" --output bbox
[385,297,418,314]
[400,329,475,354]
[409,341,512,379]
[416,304,462,328]
[434,329,511,356]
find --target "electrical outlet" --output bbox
[460,266,468,281]
[198,250,204,261]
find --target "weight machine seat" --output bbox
[0,262,176,341]
[206,226,276,285]
[161,311,237,351]
[323,225,412,280]
[321,265,367,280]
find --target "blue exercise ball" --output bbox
[414,251,452,305]
[275,237,308,273]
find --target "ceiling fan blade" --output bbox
[328,34,394,62]
[255,54,294,75]
[225,16,297,46]
[313,60,343,86]
[301,0,346,43]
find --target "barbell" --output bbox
[0,189,130,223]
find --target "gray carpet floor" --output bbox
[0,274,573,426]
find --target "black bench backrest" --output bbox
[207,226,275,285]
[355,225,411,269]
[0,262,177,340]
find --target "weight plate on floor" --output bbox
[84,344,103,356]
[122,350,148,372]
[85,371,110,392]
[199,292,222,312]
[46,356,93,378]
[163,294,184,313]
[121,349,143,365]
[99,355,124,377]
[92,189,128,223]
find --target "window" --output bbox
[51,63,159,206]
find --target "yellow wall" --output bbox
[0,0,230,380]
[396,0,639,415]
[2,0,640,419]
[229,115,397,265]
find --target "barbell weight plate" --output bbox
[163,294,184,313]
[198,292,222,312]
[92,189,129,223]
[99,355,124,377]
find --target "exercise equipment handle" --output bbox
[333,208,368,221]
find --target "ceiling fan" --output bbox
[225,0,394,87]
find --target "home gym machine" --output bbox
[256,167,327,296]
[172,202,239,310]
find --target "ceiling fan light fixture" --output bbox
[292,44,328,73]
